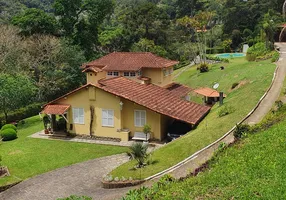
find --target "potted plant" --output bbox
[143,124,151,144]
[43,115,50,134]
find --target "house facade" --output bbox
[42,52,210,141]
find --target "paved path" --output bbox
[0,154,131,200]
[245,43,286,124]
[30,130,134,147]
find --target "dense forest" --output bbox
[0,0,284,122]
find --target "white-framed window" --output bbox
[130,72,136,77]
[107,71,113,76]
[134,110,146,127]
[124,72,130,76]
[102,109,114,127]
[163,68,173,76]
[137,70,142,76]
[163,69,168,76]
[113,72,119,76]
[72,108,84,124]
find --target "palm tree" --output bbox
[127,142,149,168]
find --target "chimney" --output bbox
[140,77,151,85]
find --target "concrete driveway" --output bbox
[0,154,132,200]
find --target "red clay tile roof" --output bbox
[194,88,226,98]
[44,78,210,125]
[82,52,179,71]
[82,66,103,73]
[164,83,193,97]
[97,77,210,125]
[42,104,70,115]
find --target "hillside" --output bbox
[111,57,276,179]
[123,105,286,199]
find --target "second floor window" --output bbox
[113,72,119,76]
[124,72,129,76]
[130,72,136,77]
[107,71,113,76]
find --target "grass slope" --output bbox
[0,116,128,187]
[112,58,276,179]
[125,110,286,199]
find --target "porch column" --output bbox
[51,114,56,133]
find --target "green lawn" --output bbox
[123,107,286,199]
[112,57,276,179]
[0,116,128,187]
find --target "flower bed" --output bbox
[102,179,144,189]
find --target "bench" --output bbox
[132,132,150,141]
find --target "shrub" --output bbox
[231,82,239,89]
[206,55,229,63]
[233,124,250,139]
[0,128,17,141]
[127,142,149,168]
[246,42,270,61]
[218,105,235,117]
[271,51,279,63]
[197,63,209,73]
[1,124,17,131]
[57,195,92,200]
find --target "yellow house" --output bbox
[42,52,210,141]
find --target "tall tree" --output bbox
[0,74,36,122]
[54,0,114,59]
[12,8,58,36]
[120,2,170,49]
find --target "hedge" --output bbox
[0,102,44,127]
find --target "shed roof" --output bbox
[42,104,70,115]
[194,88,226,98]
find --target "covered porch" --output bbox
[193,87,226,105]
[41,104,70,135]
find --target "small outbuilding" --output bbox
[194,87,226,105]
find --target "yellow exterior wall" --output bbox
[57,88,91,135]
[54,86,122,138]
[161,67,174,87]
[86,71,106,84]
[93,89,122,138]
[142,68,162,86]
[121,99,162,140]
[142,67,174,87]
[52,85,169,141]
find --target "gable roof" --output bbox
[45,78,210,125]
[97,77,210,125]
[82,66,103,73]
[82,52,179,71]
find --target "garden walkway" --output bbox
[0,154,133,200]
